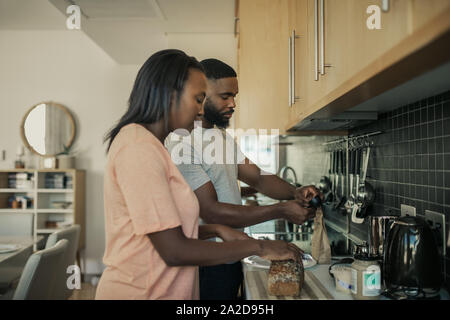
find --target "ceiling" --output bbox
[0,0,236,64]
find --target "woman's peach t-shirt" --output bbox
[95,124,200,300]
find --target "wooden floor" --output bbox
[68,282,97,300]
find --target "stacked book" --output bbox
[44,173,67,189]
[66,176,73,189]
[8,172,34,189]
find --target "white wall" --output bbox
[0,29,139,274]
[285,136,335,188]
[167,33,237,70]
[0,29,237,275]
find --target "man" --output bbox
[166,58,321,300]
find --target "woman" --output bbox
[95,49,302,300]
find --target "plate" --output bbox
[0,244,22,254]
[243,255,271,269]
[243,254,317,269]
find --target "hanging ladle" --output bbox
[352,141,376,224]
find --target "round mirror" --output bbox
[20,102,76,157]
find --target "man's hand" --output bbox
[280,200,316,225]
[294,185,323,207]
[216,224,253,242]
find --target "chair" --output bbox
[0,212,34,294]
[12,239,68,300]
[45,225,81,300]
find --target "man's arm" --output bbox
[238,158,323,206]
[194,181,315,228]
[238,158,296,200]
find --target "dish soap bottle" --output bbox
[351,243,381,300]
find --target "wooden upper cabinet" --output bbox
[409,0,450,32]
[287,0,309,125]
[288,0,450,130]
[235,0,450,132]
[345,0,411,80]
[305,0,411,106]
[303,0,346,114]
[235,0,290,133]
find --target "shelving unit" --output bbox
[0,169,85,252]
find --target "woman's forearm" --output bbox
[175,238,262,266]
[148,226,262,267]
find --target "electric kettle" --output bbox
[383,216,443,299]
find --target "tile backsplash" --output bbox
[285,88,450,290]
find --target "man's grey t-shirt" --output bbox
[166,126,246,240]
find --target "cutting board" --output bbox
[245,269,334,300]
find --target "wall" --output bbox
[0,28,237,276]
[285,89,450,290]
[0,29,139,274]
[349,89,450,289]
[283,135,346,254]
[167,33,237,72]
[284,136,335,187]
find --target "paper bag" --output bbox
[311,208,331,264]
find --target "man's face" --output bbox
[203,77,238,128]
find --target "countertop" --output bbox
[243,260,450,300]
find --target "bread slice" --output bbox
[267,259,304,296]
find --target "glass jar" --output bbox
[351,255,381,300]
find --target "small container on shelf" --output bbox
[51,201,72,209]
[8,195,33,209]
[45,221,58,229]
[11,199,20,209]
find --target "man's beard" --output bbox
[203,99,233,129]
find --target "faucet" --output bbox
[279,166,298,186]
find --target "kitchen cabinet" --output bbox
[235,0,290,133]
[287,0,450,130]
[410,0,450,32]
[300,0,411,120]
[235,0,450,133]
[345,0,412,84]
[287,0,309,126]
[303,0,347,114]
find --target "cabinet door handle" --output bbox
[382,0,389,12]
[320,0,332,75]
[314,0,319,81]
[291,30,300,104]
[320,0,325,75]
[288,35,293,106]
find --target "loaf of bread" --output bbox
[267,259,304,296]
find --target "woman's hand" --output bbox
[216,224,252,242]
[258,240,304,263]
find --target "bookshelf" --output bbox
[0,169,85,252]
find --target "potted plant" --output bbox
[56,144,76,169]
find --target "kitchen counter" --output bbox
[243,260,450,300]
